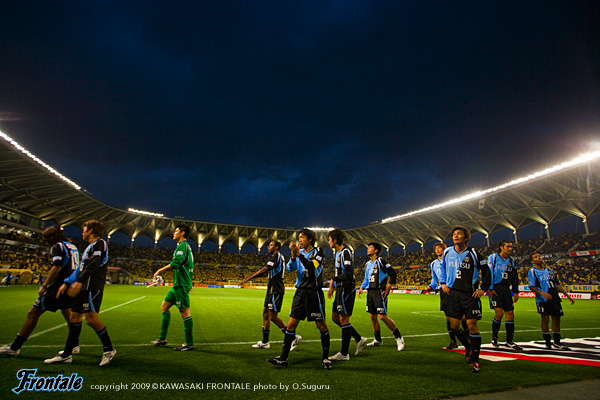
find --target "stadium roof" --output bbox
[1,130,599,251]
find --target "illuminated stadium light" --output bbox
[382,150,600,224]
[0,130,82,190]
[128,208,164,217]
[305,227,336,232]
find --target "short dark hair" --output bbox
[83,220,104,237]
[271,240,281,250]
[529,253,539,263]
[498,240,511,252]
[328,228,345,246]
[42,226,67,245]
[298,228,316,245]
[176,225,190,238]
[368,242,382,256]
[451,226,470,242]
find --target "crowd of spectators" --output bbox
[2,229,600,287]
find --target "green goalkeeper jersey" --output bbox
[170,240,194,289]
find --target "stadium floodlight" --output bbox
[128,208,164,217]
[305,227,336,232]
[0,130,82,190]
[381,150,600,224]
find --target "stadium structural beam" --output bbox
[583,217,590,235]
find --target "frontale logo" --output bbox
[12,369,83,394]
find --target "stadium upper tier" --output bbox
[1,130,599,251]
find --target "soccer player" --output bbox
[528,253,574,350]
[488,240,521,350]
[151,225,195,351]
[426,241,468,349]
[267,228,332,369]
[44,220,116,366]
[326,228,367,361]
[439,226,491,373]
[239,241,301,349]
[358,242,405,351]
[0,226,80,356]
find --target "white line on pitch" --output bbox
[20,327,600,348]
[27,296,146,339]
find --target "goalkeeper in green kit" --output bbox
[151,225,195,351]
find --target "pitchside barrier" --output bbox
[136,281,599,299]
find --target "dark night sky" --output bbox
[1,1,599,229]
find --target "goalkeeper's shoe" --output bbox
[174,343,194,351]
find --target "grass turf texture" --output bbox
[1,285,599,399]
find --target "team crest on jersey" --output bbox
[464,256,470,262]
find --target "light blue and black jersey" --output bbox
[332,246,355,288]
[528,266,560,303]
[361,257,396,290]
[266,252,285,294]
[47,241,80,293]
[428,258,444,290]
[488,253,519,292]
[65,239,109,291]
[286,247,325,289]
[439,246,490,293]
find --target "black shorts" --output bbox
[33,292,74,312]
[332,287,356,316]
[446,289,482,320]
[366,289,388,315]
[264,292,284,313]
[536,301,563,317]
[289,288,326,322]
[72,289,104,314]
[489,285,514,311]
[440,290,449,313]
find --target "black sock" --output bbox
[374,330,382,342]
[62,322,82,358]
[505,321,515,343]
[492,318,501,340]
[341,324,352,356]
[461,320,468,332]
[470,334,481,362]
[11,334,28,351]
[543,332,552,346]
[96,327,114,352]
[392,328,402,339]
[351,327,362,342]
[447,320,456,342]
[553,332,561,345]
[455,329,471,350]
[262,327,270,344]
[281,330,295,360]
[321,330,330,360]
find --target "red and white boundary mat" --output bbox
[447,337,600,367]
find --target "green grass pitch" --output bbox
[1,285,599,399]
